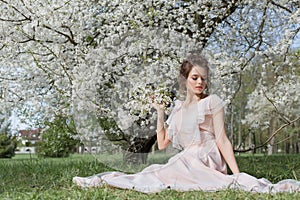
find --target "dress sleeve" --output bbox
[207,94,226,115]
[165,100,182,150]
[165,100,181,126]
[197,94,226,124]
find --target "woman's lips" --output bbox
[195,86,203,90]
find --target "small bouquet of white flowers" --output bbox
[125,83,176,127]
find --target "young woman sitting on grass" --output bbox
[73,54,300,193]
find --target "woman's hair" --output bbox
[178,53,210,98]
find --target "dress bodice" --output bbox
[166,94,225,150]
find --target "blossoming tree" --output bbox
[0,0,299,163]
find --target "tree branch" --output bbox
[262,89,291,124]
[0,0,31,22]
[234,116,300,153]
[221,2,269,77]
[42,24,78,45]
[270,1,293,13]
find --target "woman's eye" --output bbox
[192,77,206,81]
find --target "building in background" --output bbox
[16,129,42,154]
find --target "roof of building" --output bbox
[19,129,42,140]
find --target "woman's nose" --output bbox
[197,77,202,83]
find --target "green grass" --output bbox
[0,153,299,199]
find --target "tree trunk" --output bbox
[124,134,157,164]
[295,139,299,154]
[248,129,253,154]
[230,104,235,146]
[267,117,276,155]
[295,132,300,154]
[238,104,242,150]
[285,141,290,154]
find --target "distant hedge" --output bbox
[36,115,80,158]
[0,134,17,158]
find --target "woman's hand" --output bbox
[150,95,170,150]
[151,95,166,112]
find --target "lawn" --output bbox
[0,153,299,199]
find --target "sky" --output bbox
[291,32,300,49]
[10,111,29,134]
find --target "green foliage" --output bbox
[98,117,129,149]
[0,134,17,158]
[36,116,80,158]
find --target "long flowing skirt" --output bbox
[73,143,300,193]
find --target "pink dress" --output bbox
[73,95,300,193]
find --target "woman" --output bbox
[73,54,299,193]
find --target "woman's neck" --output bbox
[184,93,201,105]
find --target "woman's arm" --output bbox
[213,109,240,174]
[152,103,171,150]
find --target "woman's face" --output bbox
[186,66,207,96]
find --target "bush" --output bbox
[36,116,80,158]
[0,134,17,158]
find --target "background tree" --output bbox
[0,111,16,158]
[36,115,80,158]
[241,50,300,154]
[0,0,299,163]
[0,134,17,158]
